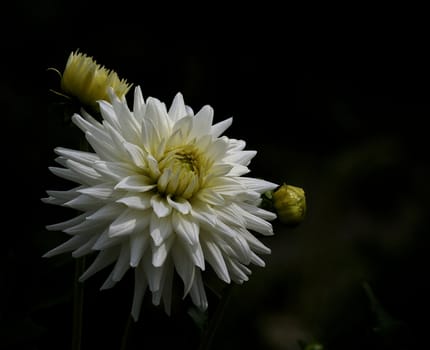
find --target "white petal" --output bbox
[195,188,225,206]
[100,271,117,290]
[133,86,146,122]
[229,234,252,265]
[225,258,251,284]
[99,100,120,130]
[116,193,152,210]
[63,217,108,235]
[41,196,68,206]
[110,92,141,143]
[216,204,246,226]
[92,229,123,250]
[64,194,103,211]
[71,114,109,143]
[207,163,233,178]
[227,164,251,176]
[172,115,193,141]
[65,159,102,185]
[146,154,161,178]
[86,203,123,221]
[237,202,277,221]
[71,235,100,257]
[152,236,175,267]
[93,161,136,181]
[224,150,256,166]
[49,167,81,184]
[249,251,266,267]
[130,232,149,267]
[201,239,230,283]
[108,209,150,238]
[166,196,191,215]
[239,177,279,193]
[104,122,129,156]
[234,206,274,236]
[168,92,187,122]
[142,253,163,292]
[150,214,173,246]
[145,97,170,142]
[85,132,119,162]
[172,212,199,246]
[150,194,172,218]
[131,263,148,321]
[185,105,194,116]
[46,212,88,231]
[54,147,99,167]
[112,243,131,281]
[78,184,117,200]
[210,117,232,138]
[204,138,229,162]
[172,243,195,296]
[46,186,83,202]
[161,260,174,315]
[123,142,146,169]
[42,235,88,257]
[115,175,156,192]
[189,269,208,311]
[79,247,120,282]
[226,138,246,152]
[190,202,217,227]
[191,105,213,137]
[237,228,271,254]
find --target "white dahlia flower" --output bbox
[43,87,278,320]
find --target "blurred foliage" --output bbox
[3,5,430,350]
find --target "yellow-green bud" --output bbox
[59,50,132,110]
[272,183,306,226]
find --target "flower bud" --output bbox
[59,50,132,110]
[272,183,306,226]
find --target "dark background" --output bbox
[3,4,430,349]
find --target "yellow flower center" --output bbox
[157,146,203,199]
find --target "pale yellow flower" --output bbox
[60,50,132,109]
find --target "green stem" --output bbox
[198,284,234,350]
[72,257,85,350]
[120,314,134,350]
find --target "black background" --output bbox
[3,4,430,350]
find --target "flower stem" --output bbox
[120,314,134,350]
[72,257,85,350]
[198,284,234,350]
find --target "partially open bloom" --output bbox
[60,50,132,109]
[272,184,306,226]
[43,87,278,320]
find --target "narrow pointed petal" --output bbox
[116,193,152,210]
[152,236,175,267]
[79,247,120,282]
[150,194,172,218]
[172,212,199,246]
[150,214,173,246]
[112,243,131,281]
[115,175,156,192]
[201,239,230,283]
[42,235,88,257]
[210,117,232,138]
[131,263,148,321]
[172,243,195,296]
[168,92,187,122]
[46,212,88,231]
[189,269,208,311]
[130,232,149,267]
